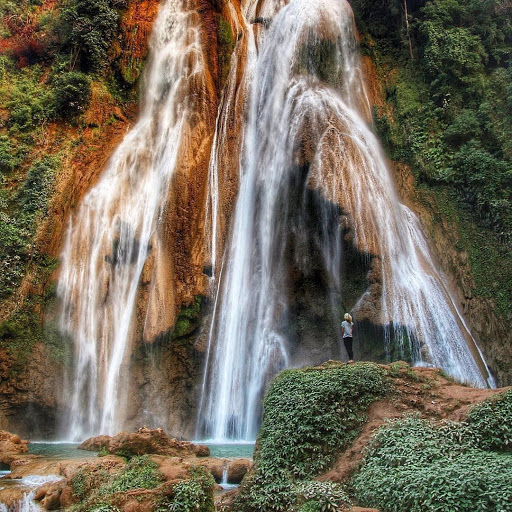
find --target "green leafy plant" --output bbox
[158,466,216,512]
[236,363,386,511]
[352,391,512,512]
[465,388,512,451]
[99,455,163,495]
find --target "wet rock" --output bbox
[227,458,252,483]
[77,434,112,452]
[0,430,29,464]
[79,427,210,458]
[39,484,63,510]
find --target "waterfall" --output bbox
[57,0,205,440]
[198,0,494,442]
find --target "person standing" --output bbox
[341,313,354,363]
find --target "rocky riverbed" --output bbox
[0,428,252,510]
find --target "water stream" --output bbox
[57,0,205,440]
[198,0,494,441]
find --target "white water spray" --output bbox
[57,0,204,440]
[199,0,494,442]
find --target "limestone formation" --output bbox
[78,427,210,458]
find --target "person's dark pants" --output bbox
[343,336,353,360]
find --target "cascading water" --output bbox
[198,0,494,442]
[57,0,205,440]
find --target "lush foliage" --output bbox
[100,455,163,494]
[59,0,125,72]
[465,388,512,451]
[352,0,512,316]
[235,363,387,511]
[158,466,216,512]
[296,481,351,512]
[352,389,512,512]
[0,155,60,298]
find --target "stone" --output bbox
[79,427,210,458]
[77,435,112,452]
[0,430,29,464]
[227,458,252,483]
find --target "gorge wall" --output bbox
[0,0,510,439]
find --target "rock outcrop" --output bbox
[0,430,29,464]
[78,427,210,458]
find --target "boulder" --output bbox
[77,434,112,452]
[0,430,29,464]
[79,427,210,458]
[227,458,252,483]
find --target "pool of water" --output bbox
[203,442,255,459]
[28,442,97,459]
[27,441,253,460]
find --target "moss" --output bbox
[171,295,203,341]
[217,15,235,89]
[428,187,512,317]
[295,38,340,87]
[120,54,145,85]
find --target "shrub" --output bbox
[296,481,350,512]
[465,388,512,451]
[352,399,512,512]
[236,363,386,511]
[3,69,56,132]
[257,363,386,478]
[52,71,92,117]
[100,455,163,494]
[60,0,121,72]
[18,156,59,215]
[0,136,24,174]
[158,467,216,512]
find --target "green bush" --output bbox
[60,0,122,72]
[352,400,512,512]
[236,363,386,511]
[296,481,350,512]
[52,71,92,116]
[0,136,24,174]
[257,363,386,478]
[100,455,163,494]
[18,156,59,215]
[4,70,56,132]
[158,467,216,512]
[466,389,512,451]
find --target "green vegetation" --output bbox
[217,15,235,89]
[60,0,124,72]
[72,463,215,512]
[465,388,512,451]
[158,467,216,512]
[351,0,512,317]
[71,456,163,510]
[0,0,141,374]
[0,155,60,299]
[236,363,387,511]
[352,389,512,511]
[100,456,163,495]
[171,296,203,340]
